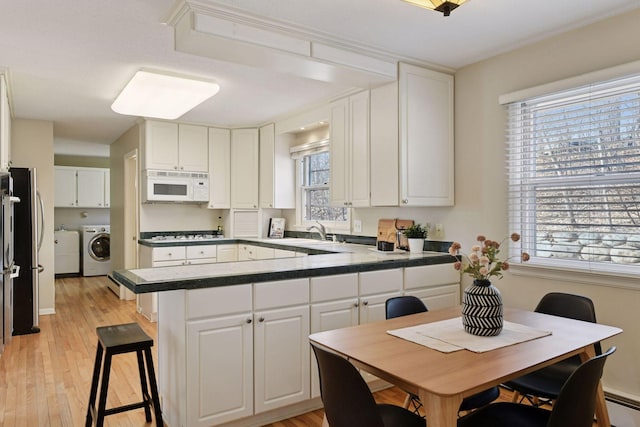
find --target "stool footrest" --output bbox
[104,400,153,416]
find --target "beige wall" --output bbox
[109,124,140,271]
[454,9,640,400]
[11,119,55,314]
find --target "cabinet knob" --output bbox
[55,240,58,244]
[363,301,369,306]
[258,316,265,323]
[353,303,359,308]
[402,199,409,204]
[246,318,252,324]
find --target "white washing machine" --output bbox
[82,225,111,276]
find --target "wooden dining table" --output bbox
[309,306,622,427]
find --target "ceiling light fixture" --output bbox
[402,0,468,16]
[111,70,220,120]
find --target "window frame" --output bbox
[506,74,640,278]
[295,149,350,230]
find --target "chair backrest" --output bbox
[385,295,428,319]
[547,346,616,427]
[311,343,385,427]
[535,292,602,354]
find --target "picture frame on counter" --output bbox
[268,218,285,239]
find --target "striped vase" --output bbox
[462,279,503,336]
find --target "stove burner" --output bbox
[150,233,222,242]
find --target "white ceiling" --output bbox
[2,0,639,151]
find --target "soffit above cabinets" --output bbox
[165,0,399,89]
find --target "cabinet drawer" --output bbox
[187,284,252,319]
[254,278,309,310]
[153,246,186,262]
[310,274,358,303]
[186,245,217,259]
[359,269,402,296]
[152,260,184,267]
[404,263,459,290]
[186,257,217,265]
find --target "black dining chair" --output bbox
[503,292,601,407]
[458,346,616,427]
[385,296,500,415]
[311,342,425,427]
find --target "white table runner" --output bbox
[387,317,552,353]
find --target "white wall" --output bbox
[11,119,55,315]
[453,9,640,406]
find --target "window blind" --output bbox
[506,74,640,272]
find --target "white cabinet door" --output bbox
[103,169,110,208]
[329,98,349,207]
[259,123,275,209]
[329,92,370,207]
[260,123,295,209]
[254,305,310,413]
[370,82,399,206]
[77,168,105,208]
[349,90,370,207]
[186,314,254,426]
[144,120,179,171]
[216,244,238,263]
[208,127,231,209]
[0,75,10,171]
[405,284,460,311]
[178,124,208,172]
[54,167,77,207]
[231,128,259,209]
[310,298,359,397]
[399,63,454,206]
[359,291,401,324]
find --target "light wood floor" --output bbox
[0,275,549,427]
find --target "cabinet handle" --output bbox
[246,318,252,324]
[258,316,265,322]
[363,301,369,306]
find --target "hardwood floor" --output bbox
[0,275,563,427]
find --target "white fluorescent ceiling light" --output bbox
[111,70,220,120]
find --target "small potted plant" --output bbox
[403,224,427,253]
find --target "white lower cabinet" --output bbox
[254,305,310,412]
[186,313,254,426]
[310,274,359,398]
[159,262,458,427]
[216,244,238,262]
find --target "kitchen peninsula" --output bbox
[113,238,459,427]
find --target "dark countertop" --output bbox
[114,238,457,294]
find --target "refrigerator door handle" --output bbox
[36,191,44,252]
[34,264,44,273]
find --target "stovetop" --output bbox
[149,233,224,242]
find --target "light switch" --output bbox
[354,220,362,233]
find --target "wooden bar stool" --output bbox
[85,323,162,427]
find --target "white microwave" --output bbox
[143,170,209,203]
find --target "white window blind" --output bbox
[506,74,640,274]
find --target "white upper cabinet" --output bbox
[231,128,259,209]
[77,168,106,208]
[54,167,77,207]
[103,169,110,208]
[329,90,370,208]
[259,123,295,209]
[144,120,208,172]
[178,124,209,172]
[370,82,399,206]
[208,127,231,209]
[54,166,109,208]
[399,63,454,206]
[0,75,11,171]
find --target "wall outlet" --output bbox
[353,220,362,233]
[434,223,444,239]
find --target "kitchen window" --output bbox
[299,150,348,224]
[506,73,640,275]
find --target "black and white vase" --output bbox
[462,279,503,336]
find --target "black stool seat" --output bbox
[85,323,162,427]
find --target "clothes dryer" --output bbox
[82,225,111,276]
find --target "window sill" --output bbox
[509,262,640,291]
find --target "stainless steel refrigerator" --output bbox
[9,167,43,336]
[1,171,19,353]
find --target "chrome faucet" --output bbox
[306,221,327,241]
